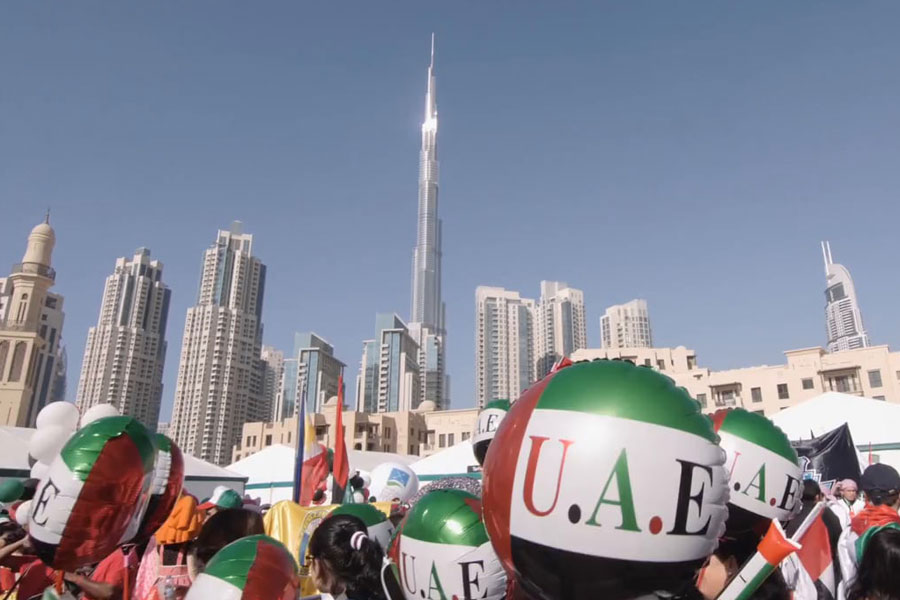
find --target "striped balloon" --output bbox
[186,535,299,600]
[28,416,156,569]
[473,399,510,466]
[138,434,185,540]
[330,503,395,551]
[388,489,506,600]
[482,360,730,600]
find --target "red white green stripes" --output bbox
[186,535,297,600]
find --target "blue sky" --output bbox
[3,3,900,420]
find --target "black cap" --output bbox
[861,463,900,493]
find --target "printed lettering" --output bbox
[31,479,59,527]
[668,459,713,536]
[401,552,417,595]
[427,561,448,600]
[460,560,486,600]
[728,450,742,479]
[585,448,641,532]
[778,475,801,511]
[522,435,574,517]
[742,464,766,502]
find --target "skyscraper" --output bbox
[356,314,420,413]
[475,286,536,408]
[170,222,267,465]
[0,218,66,426]
[601,299,653,350]
[260,346,284,423]
[76,248,171,428]
[534,281,587,378]
[822,241,870,352]
[295,332,344,416]
[408,35,448,409]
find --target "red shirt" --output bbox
[16,558,56,600]
[84,547,138,600]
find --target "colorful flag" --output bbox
[792,512,836,600]
[332,375,349,504]
[292,388,328,505]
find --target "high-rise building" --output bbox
[600,299,653,350]
[408,35,448,410]
[260,346,284,424]
[475,286,536,408]
[822,241,870,353]
[356,314,420,414]
[0,218,66,427]
[295,332,344,416]
[75,248,171,428]
[534,281,587,378]
[169,222,267,465]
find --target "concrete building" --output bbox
[260,346,284,424]
[600,299,653,350]
[0,218,66,427]
[571,344,900,417]
[170,222,267,465]
[356,314,420,414]
[535,281,587,378]
[295,332,344,416]
[822,241,870,353]
[76,248,171,428]
[409,35,449,411]
[231,398,478,462]
[475,286,536,408]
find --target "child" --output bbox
[307,515,386,600]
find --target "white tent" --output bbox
[770,392,900,469]
[227,444,415,504]
[0,426,247,499]
[411,440,481,484]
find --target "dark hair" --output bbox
[867,491,900,507]
[848,527,900,600]
[192,508,265,565]
[802,479,821,502]
[308,514,386,600]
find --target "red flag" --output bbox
[331,375,349,504]
[793,514,836,600]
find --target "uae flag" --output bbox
[791,512,836,600]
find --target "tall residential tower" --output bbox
[475,286,536,408]
[601,299,653,350]
[170,223,267,465]
[822,241,870,353]
[76,248,171,428]
[534,281,587,378]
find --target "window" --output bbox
[753,410,765,416]
[448,433,455,446]
[868,370,883,388]
[367,443,374,451]
[644,359,652,367]
[439,434,446,448]
[874,396,886,401]
[802,378,814,390]
[751,387,762,403]
[696,393,707,407]
[354,443,362,450]
[776,384,789,400]
[657,360,666,371]
[385,427,391,439]
[265,435,272,446]
[462,432,470,441]
[687,356,697,369]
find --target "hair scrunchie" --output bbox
[350,530,368,551]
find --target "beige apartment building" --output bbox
[232,398,478,463]
[571,344,900,416]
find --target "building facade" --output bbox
[571,344,900,416]
[408,35,448,410]
[534,281,587,378]
[357,314,420,414]
[822,241,870,353]
[76,249,171,428]
[260,346,284,424]
[169,223,267,465]
[475,286,536,408]
[600,299,653,350]
[295,332,344,416]
[0,219,66,427]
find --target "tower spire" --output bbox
[430,32,435,69]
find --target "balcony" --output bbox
[11,262,56,281]
[0,319,36,332]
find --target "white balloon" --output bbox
[30,462,49,480]
[28,425,70,464]
[15,500,30,527]
[368,462,419,503]
[35,401,80,431]
[80,403,120,427]
[358,470,372,488]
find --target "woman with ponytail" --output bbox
[307,514,387,600]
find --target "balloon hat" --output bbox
[473,399,511,466]
[331,503,395,551]
[186,534,298,600]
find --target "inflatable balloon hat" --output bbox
[331,503,395,551]
[29,401,82,483]
[28,416,156,570]
[483,360,730,600]
[711,409,803,536]
[186,535,299,600]
[156,495,203,545]
[0,479,25,505]
[137,434,185,541]
[368,463,419,504]
[388,489,507,600]
[473,399,510,467]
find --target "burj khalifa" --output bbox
[409,34,448,409]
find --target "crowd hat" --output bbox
[198,486,244,511]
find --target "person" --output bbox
[307,514,387,600]
[134,495,204,600]
[846,524,900,600]
[782,480,845,598]
[64,545,139,600]
[837,464,900,600]
[697,533,790,600]
[187,508,265,581]
[196,486,244,518]
[832,479,866,529]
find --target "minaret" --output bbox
[822,241,870,352]
[408,34,448,409]
[0,217,63,426]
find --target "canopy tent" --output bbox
[0,426,247,499]
[770,392,900,470]
[227,444,415,504]
[410,440,481,483]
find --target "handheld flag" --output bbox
[717,519,800,600]
[331,375,349,504]
[292,389,328,506]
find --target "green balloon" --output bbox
[0,479,24,503]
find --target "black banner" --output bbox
[791,423,862,490]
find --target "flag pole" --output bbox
[292,381,309,504]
